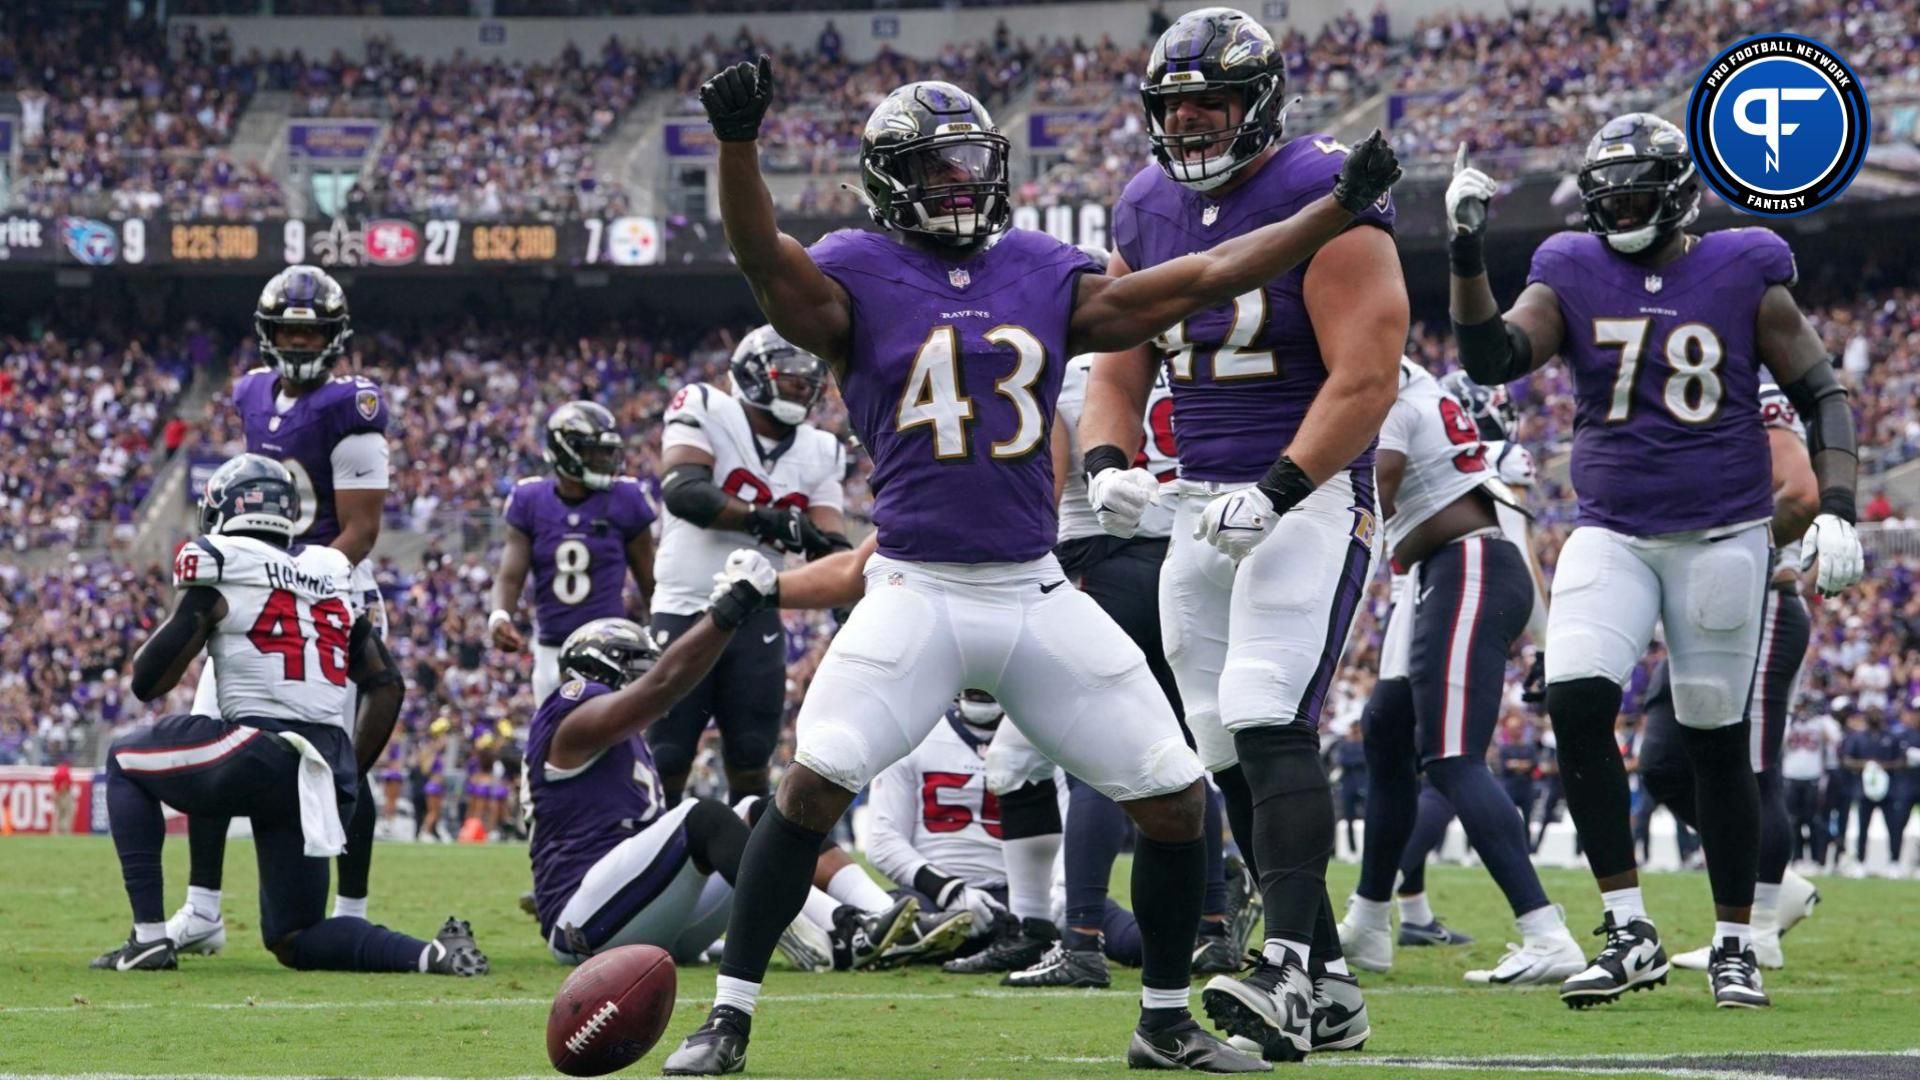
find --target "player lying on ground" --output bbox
[98,454,486,977]
[524,600,940,971]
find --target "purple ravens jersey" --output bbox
[503,476,655,646]
[233,368,389,546]
[1114,134,1396,482]
[526,677,663,936]
[1527,228,1792,537]
[809,228,1098,563]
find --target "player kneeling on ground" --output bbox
[525,573,918,972]
[96,455,486,976]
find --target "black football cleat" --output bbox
[91,931,177,972]
[1223,854,1261,953]
[942,915,1059,974]
[1708,939,1771,1009]
[1200,953,1312,1063]
[423,916,489,976]
[1192,931,1244,976]
[1127,1018,1272,1072]
[1309,972,1370,1052]
[876,908,973,968]
[1559,912,1669,1009]
[662,1005,751,1076]
[829,896,918,971]
[1004,942,1111,988]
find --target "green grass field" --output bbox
[1,836,1916,1080]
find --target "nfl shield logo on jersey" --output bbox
[948,268,971,290]
[1202,206,1219,226]
[1645,274,1663,293]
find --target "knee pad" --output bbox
[793,721,877,794]
[1186,709,1238,773]
[719,726,778,772]
[1220,653,1317,729]
[648,734,696,779]
[1671,676,1743,730]
[997,778,1062,839]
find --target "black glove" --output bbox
[709,577,775,632]
[744,504,814,554]
[1522,652,1547,705]
[700,54,775,143]
[1331,129,1402,215]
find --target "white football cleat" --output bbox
[165,903,226,956]
[1465,931,1593,986]
[1675,920,1783,971]
[1336,911,1393,974]
[776,914,834,973]
[1777,869,1820,937]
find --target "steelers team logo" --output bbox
[1686,33,1869,217]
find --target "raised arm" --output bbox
[1066,131,1401,357]
[704,57,852,368]
[548,554,777,768]
[1445,145,1564,383]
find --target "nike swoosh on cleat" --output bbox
[1039,581,1066,594]
[117,944,166,971]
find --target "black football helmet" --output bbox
[1577,113,1699,255]
[558,618,661,691]
[1141,7,1288,191]
[731,325,828,427]
[201,453,300,542]
[255,265,352,385]
[545,401,623,491]
[859,81,1011,244]
[1439,370,1519,442]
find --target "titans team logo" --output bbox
[1686,33,1869,217]
[60,218,117,265]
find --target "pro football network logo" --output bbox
[1686,33,1869,217]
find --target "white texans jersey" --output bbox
[1377,360,1494,554]
[1759,375,1808,574]
[1056,354,1177,542]
[866,713,1007,890]
[1780,713,1831,781]
[172,534,356,730]
[1485,440,1536,491]
[653,383,845,616]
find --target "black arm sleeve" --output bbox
[913,865,965,909]
[1452,314,1536,386]
[130,587,223,701]
[1779,358,1859,522]
[661,463,730,526]
[347,615,403,691]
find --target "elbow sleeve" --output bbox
[662,464,729,526]
[1781,360,1856,462]
[1452,314,1535,385]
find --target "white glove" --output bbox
[1798,513,1864,595]
[710,548,779,607]
[954,886,1006,939]
[1087,467,1160,538]
[1446,143,1498,235]
[1195,485,1279,561]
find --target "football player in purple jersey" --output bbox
[1447,113,1865,1010]
[170,266,395,957]
[662,46,1398,1074]
[1078,8,1407,1060]
[490,401,657,706]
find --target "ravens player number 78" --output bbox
[1446,113,1865,1011]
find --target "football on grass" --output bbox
[546,944,677,1076]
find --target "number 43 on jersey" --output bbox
[896,325,1048,460]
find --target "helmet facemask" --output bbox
[1143,75,1283,192]
[1579,153,1699,254]
[867,132,1011,244]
